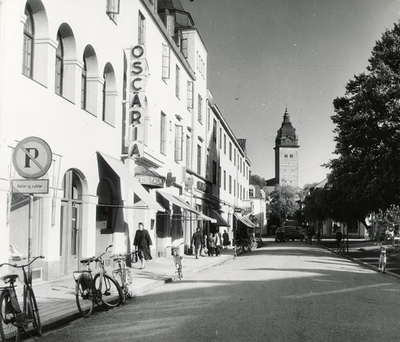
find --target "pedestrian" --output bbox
[223,230,230,249]
[335,229,343,250]
[215,231,222,256]
[133,222,152,269]
[207,232,216,257]
[191,228,203,259]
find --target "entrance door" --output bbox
[59,170,83,276]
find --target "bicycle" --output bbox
[73,245,122,318]
[167,244,184,281]
[112,253,133,302]
[337,241,345,255]
[378,246,387,274]
[0,255,44,342]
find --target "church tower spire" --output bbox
[274,108,299,187]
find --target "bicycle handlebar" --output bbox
[0,255,45,269]
[166,243,184,250]
[80,245,113,264]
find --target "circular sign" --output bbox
[12,137,52,178]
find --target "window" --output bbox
[138,12,146,44]
[160,112,167,154]
[102,63,116,126]
[212,161,217,184]
[229,142,232,161]
[218,166,221,188]
[243,162,245,176]
[197,145,201,175]
[234,149,236,166]
[81,60,87,110]
[175,65,180,98]
[223,171,226,190]
[249,189,254,197]
[162,44,170,80]
[290,154,293,158]
[186,134,191,168]
[174,125,183,162]
[207,108,211,131]
[187,81,193,111]
[213,119,217,142]
[229,175,232,194]
[234,180,236,196]
[284,154,288,158]
[240,185,243,200]
[224,135,226,154]
[198,94,203,123]
[106,0,120,23]
[219,128,222,149]
[22,4,34,78]
[55,33,64,95]
[240,157,242,172]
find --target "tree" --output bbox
[269,185,299,224]
[368,205,400,241]
[250,174,266,187]
[327,21,400,221]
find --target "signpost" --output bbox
[12,137,52,266]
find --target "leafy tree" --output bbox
[250,174,266,187]
[327,21,400,221]
[368,205,400,241]
[269,185,299,224]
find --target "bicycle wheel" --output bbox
[0,291,19,342]
[75,275,94,318]
[112,270,126,303]
[94,274,122,308]
[27,289,41,337]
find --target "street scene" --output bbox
[27,240,400,342]
[1,0,400,341]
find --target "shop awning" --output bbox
[98,152,165,212]
[211,210,230,226]
[234,213,256,228]
[157,191,216,222]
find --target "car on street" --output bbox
[285,228,305,241]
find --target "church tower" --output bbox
[274,108,299,187]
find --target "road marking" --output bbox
[283,283,393,299]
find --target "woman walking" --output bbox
[134,222,152,269]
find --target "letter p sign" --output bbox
[13,137,52,179]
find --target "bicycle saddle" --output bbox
[80,257,95,264]
[1,274,19,283]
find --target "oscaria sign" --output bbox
[128,45,149,158]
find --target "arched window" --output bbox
[22,4,34,77]
[55,32,64,95]
[102,63,117,126]
[81,46,99,115]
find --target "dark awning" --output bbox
[211,210,230,226]
[234,213,256,228]
[97,152,165,212]
[157,191,216,222]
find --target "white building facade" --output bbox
[0,0,252,281]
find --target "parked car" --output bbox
[285,229,305,241]
[275,228,286,242]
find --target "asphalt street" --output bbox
[31,242,400,342]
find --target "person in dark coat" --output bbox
[134,222,152,269]
[191,228,203,259]
[223,230,229,249]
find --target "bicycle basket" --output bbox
[80,273,92,291]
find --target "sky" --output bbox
[182,0,400,187]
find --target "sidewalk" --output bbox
[30,249,235,332]
[316,239,400,279]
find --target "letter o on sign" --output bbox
[131,45,144,59]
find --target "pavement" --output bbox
[17,239,400,337]
[25,248,235,335]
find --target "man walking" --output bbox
[191,228,203,259]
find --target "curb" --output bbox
[316,243,400,281]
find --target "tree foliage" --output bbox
[368,205,400,241]
[269,185,299,223]
[250,174,266,187]
[327,21,400,221]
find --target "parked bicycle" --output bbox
[167,244,184,281]
[0,255,44,342]
[378,246,387,274]
[337,241,346,256]
[112,253,133,302]
[73,245,122,318]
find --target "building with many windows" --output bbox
[0,0,252,281]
